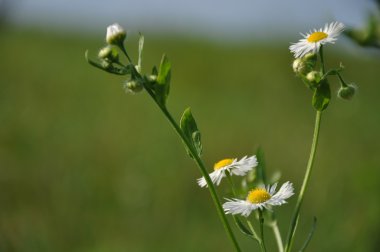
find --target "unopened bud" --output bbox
[124,80,143,94]
[147,74,157,82]
[98,46,119,63]
[106,23,126,45]
[306,71,322,86]
[338,84,357,100]
[303,53,317,67]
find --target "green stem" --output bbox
[258,210,267,252]
[143,88,241,252]
[119,43,133,64]
[226,173,238,197]
[284,111,322,252]
[319,45,325,74]
[336,72,348,87]
[247,220,265,251]
[270,221,284,252]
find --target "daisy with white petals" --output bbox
[290,22,345,58]
[197,156,258,188]
[223,182,294,217]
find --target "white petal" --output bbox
[197,169,225,188]
[223,199,257,217]
[267,181,294,206]
[230,155,258,176]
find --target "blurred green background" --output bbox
[1,1,380,251]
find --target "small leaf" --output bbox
[155,54,171,106]
[152,66,158,75]
[180,108,202,158]
[192,131,203,157]
[233,216,253,236]
[138,33,144,70]
[312,79,331,111]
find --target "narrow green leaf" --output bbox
[192,131,203,157]
[138,33,144,70]
[155,54,171,106]
[233,216,253,236]
[312,79,331,111]
[256,147,267,184]
[180,108,202,158]
[299,217,317,252]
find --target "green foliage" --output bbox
[138,34,144,70]
[312,79,331,111]
[180,107,202,158]
[155,54,171,106]
[1,28,380,252]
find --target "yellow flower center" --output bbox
[214,158,234,171]
[246,188,271,204]
[307,32,328,43]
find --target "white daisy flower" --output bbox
[223,182,294,217]
[106,23,127,45]
[290,22,345,58]
[197,156,258,188]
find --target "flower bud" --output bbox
[98,46,119,63]
[124,80,143,94]
[135,65,141,74]
[106,23,126,45]
[147,74,157,82]
[306,71,322,86]
[338,84,357,100]
[303,53,317,67]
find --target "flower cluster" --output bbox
[289,22,357,109]
[197,155,294,217]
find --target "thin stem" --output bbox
[284,111,322,252]
[247,220,265,251]
[119,43,133,64]
[319,45,325,74]
[226,172,238,197]
[258,210,267,252]
[270,221,284,252]
[336,72,348,87]
[143,88,241,252]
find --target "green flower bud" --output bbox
[306,71,322,86]
[292,53,317,76]
[106,23,126,45]
[124,80,143,94]
[338,84,357,100]
[98,46,119,63]
[303,53,317,67]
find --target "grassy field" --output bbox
[0,26,380,252]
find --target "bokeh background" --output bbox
[1,0,380,251]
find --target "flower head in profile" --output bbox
[106,23,127,45]
[223,182,294,217]
[197,156,258,188]
[290,22,345,58]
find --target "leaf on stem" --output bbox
[312,79,331,111]
[180,108,202,158]
[155,54,171,106]
[138,33,144,70]
[299,217,317,252]
[233,216,253,237]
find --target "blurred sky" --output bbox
[3,0,378,40]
